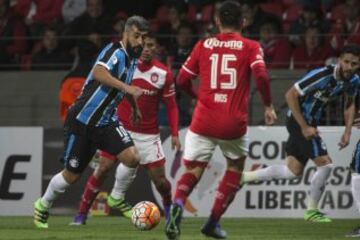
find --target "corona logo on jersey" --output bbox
[203,38,243,50]
[154,127,359,219]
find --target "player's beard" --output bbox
[126,43,143,59]
[340,67,352,80]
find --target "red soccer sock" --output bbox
[174,172,199,207]
[154,177,172,207]
[210,170,241,222]
[79,174,104,215]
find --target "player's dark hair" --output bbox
[125,15,149,33]
[339,44,360,58]
[144,32,157,41]
[217,0,242,29]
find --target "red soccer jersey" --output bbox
[182,32,267,139]
[117,59,176,134]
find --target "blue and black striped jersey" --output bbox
[289,65,360,125]
[71,41,137,126]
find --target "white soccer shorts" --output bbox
[183,129,249,163]
[129,131,165,165]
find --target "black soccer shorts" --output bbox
[350,140,360,174]
[61,118,134,173]
[285,116,328,165]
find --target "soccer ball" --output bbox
[131,201,161,230]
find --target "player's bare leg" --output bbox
[166,164,205,240]
[201,156,245,239]
[107,146,140,218]
[304,155,333,222]
[147,164,172,220]
[71,155,117,225]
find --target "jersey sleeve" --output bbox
[348,76,360,97]
[162,70,176,98]
[181,40,202,76]
[248,42,266,69]
[294,68,327,96]
[96,48,124,72]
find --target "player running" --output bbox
[165,1,277,239]
[33,16,149,228]
[242,44,360,223]
[70,33,181,225]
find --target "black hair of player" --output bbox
[217,0,242,29]
[339,44,360,59]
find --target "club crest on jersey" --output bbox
[111,55,118,65]
[150,73,159,83]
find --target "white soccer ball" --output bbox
[131,201,161,230]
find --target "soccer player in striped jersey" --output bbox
[347,115,360,237]
[33,16,149,229]
[70,34,181,225]
[242,44,360,223]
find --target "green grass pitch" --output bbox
[0,216,357,240]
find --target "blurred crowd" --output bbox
[0,0,359,72]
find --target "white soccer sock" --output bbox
[41,172,70,208]
[242,165,297,183]
[110,164,137,199]
[351,174,360,213]
[307,164,333,210]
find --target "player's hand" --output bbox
[126,85,144,100]
[264,105,277,125]
[131,108,142,127]
[301,126,318,140]
[171,136,181,151]
[338,131,351,150]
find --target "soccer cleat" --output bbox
[346,226,360,237]
[69,213,87,225]
[201,221,227,239]
[165,203,183,240]
[304,209,332,222]
[33,198,49,229]
[107,195,133,219]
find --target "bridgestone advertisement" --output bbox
[157,127,359,219]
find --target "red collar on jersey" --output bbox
[137,59,154,72]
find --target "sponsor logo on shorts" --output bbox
[69,157,80,168]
